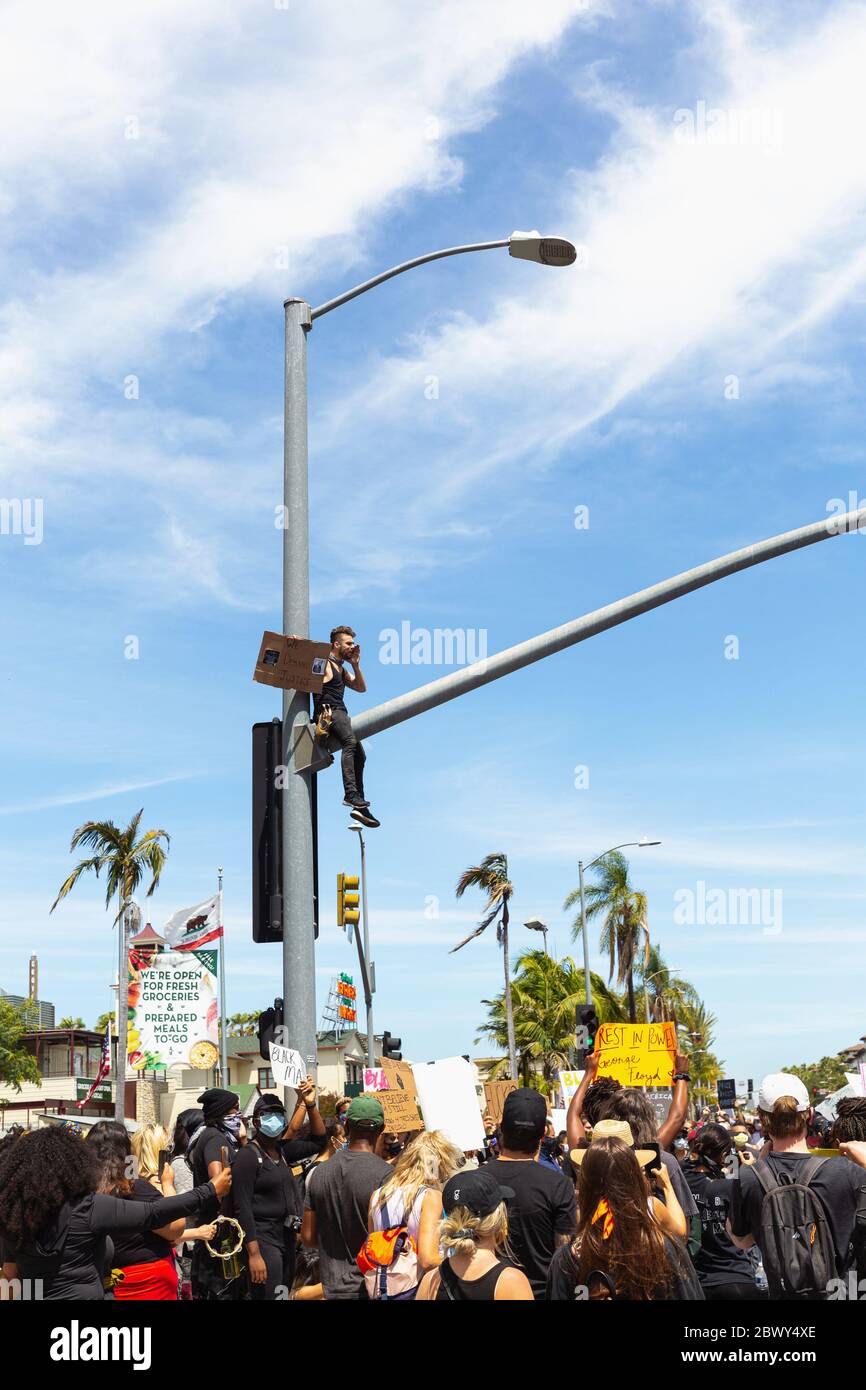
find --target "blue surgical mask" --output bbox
[259,1112,286,1139]
[222,1114,242,1138]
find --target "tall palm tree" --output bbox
[59,1016,86,1029]
[51,810,170,1124]
[676,997,724,1113]
[637,944,698,1023]
[477,950,628,1090]
[564,850,649,1023]
[453,853,517,1080]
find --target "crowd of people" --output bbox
[1,1060,865,1303]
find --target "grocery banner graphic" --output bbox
[127,948,219,1071]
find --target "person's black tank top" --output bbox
[315,660,346,712]
[435,1257,509,1301]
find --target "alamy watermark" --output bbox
[826,491,866,535]
[673,880,782,936]
[673,100,783,153]
[379,623,488,668]
[0,497,43,545]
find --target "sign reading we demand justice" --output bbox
[594,1022,677,1088]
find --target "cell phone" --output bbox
[642,1142,662,1174]
[157,1149,170,1180]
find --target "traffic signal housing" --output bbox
[575,1004,600,1064]
[382,1031,402,1061]
[258,997,284,1062]
[337,873,360,929]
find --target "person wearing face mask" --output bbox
[187,1088,246,1301]
[233,1095,312,1300]
[683,1124,765,1301]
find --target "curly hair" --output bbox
[0,1127,97,1252]
[833,1097,866,1144]
[582,1076,622,1128]
[85,1120,132,1197]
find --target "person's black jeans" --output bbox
[327,706,367,804]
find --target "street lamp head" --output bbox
[524,918,548,932]
[508,231,577,266]
[638,839,662,847]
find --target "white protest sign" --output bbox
[411,1056,484,1153]
[558,1069,584,1109]
[550,1107,568,1135]
[269,1043,306,1089]
[364,1067,387,1091]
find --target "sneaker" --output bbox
[350,805,380,828]
[343,796,370,808]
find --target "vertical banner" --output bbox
[127,948,219,1071]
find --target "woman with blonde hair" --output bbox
[367,1129,464,1279]
[415,1167,533,1300]
[111,1123,191,1300]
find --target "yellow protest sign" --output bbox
[593,1022,677,1088]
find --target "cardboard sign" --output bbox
[593,1022,677,1088]
[269,1043,306,1089]
[483,1080,517,1125]
[253,631,332,693]
[378,1088,423,1133]
[382,1060,418,1097]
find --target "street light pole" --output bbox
[282,297,318,1097]
[279,234,576,1079]
[643,965,682,1025]
[577,840,661,1012]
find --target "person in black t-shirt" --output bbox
[482,1089,576,1299]
[187,1087,245,1300]
[683,1124,765,1301]
[234,1090,326,1300]
[306,624,380,829]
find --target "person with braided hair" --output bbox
[682,1123,766,1300]
[832,1096,866,1145]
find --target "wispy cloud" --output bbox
[0,772,205,817]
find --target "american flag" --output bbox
[76,1017,112,1109]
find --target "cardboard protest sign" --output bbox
[558,1069,585,1109]
[253,632,332,693]
[269,1043,306,1089]
[412,1057,484,1152]
[593,1022,677,1088]
[483,1080,517,1125]
[377,1088,423,1132]
[383,1060,418,1097]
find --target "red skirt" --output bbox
[114,1255,179,1300]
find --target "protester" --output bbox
[304,1117,345,1193]
[103,1123,188,1301]
[481,1088,576,1299]
[832,1097,866,1145]
[289,1244,324,1300]
[170,1108,216,1297]
[186,1087,245,1300]
[415,1167,533,1301]
[728,1072,866,1299]
[547,1134,704,1301]
[232,1094,312,1300]
[301,1095,392,1299]
[683,1123,766,1300]
[0,1126,230,1301]
[366,1129,465,1292]
[281,1076,328,1147]
[573,1120,687,1239]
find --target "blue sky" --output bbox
[1,0,865,1085]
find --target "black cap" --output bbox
[501,1088,547,1134]
[442,1167,514,1218]
[253,1093,287,1115]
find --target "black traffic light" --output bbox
[575,1004,600,1061]
[258,997,283,1062]
[252,718,319,942]
[382,1031,402,1061]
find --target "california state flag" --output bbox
[163,896,223,951]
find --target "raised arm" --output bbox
[566,1051,599,1151]
[657,1053,690,1151]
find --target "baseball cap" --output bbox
[253,1093,286,1115]
[757,1073,810,1114]
[442,1166,514,1218]
[347,1095,385,1126]
[501,1088,547,1133]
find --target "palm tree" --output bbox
[453,853,517,1080]
[51,810,170,1124]
[94,1012,116,1035]
[564,850,649,1023]
[477,950,628,1090]
[676,997,724,1113]
[226,1012,258,1037]
[637,945,698,1022]
[59,1016,86,1029]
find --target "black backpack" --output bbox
[753,1157,837,1300]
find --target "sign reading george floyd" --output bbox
[593,1022,677,1088]
[253,632,332,693]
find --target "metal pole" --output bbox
[115,895,126,1125]
[644,981,651,1024]
[358,830,375,1069]
[578,861,592,1011]
[282,297,318,1105]
[351,507,866,743]
[217,868,228,1082]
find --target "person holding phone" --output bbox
[682,1124,765,1300]
[307,625,380,828]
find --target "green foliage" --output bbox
[0,997,42,1091]
[784,1055,848,1098]
[51,808,170,924]
[59,1016,86,1029]
[564,851,649,1022]
[224,1012,258,1037]
[94,1012,116,1035]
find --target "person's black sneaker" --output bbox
[350,805,380,828]
[343,796,370,808]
